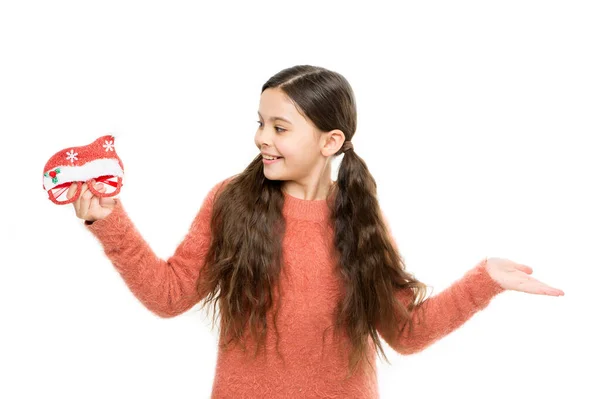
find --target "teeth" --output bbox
[263,155,280,160]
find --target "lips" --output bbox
[262,156,282,164]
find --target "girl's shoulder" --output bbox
[206,174,237,202]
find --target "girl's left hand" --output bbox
[484,257,565,296]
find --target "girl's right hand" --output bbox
[67,180,118,223]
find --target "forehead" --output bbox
[258,88,300,123]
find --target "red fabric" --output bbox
[84,176,505,398]
[44,134,125,190]
[42,134,123,188]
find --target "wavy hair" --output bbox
[195,65,429,379]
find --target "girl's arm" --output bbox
[84,178,229,318]
[377,258,506,355]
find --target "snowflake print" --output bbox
[103,140,115,152]
[66,149,78,163]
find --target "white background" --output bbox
[1,1,598,398]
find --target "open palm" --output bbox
[484,257,564,296]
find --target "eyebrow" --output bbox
[257,111,292,124]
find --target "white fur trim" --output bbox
[43,158,124,191]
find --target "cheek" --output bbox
[278,147,292,159]
[275,140,296,159]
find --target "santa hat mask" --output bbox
[42,134,125,205]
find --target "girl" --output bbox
[68,65,564,399]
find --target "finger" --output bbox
[545,286,565,296]
[79,182,94,217]
[538,285,564,296]
[67,182,80,214]
[519,277,564,296]
[90,191,100,210]
[80,180,89,198]
[516,268,564,296]
[67,182,77,200]
[72,183,83,214]
[92,183,107,206]
[515,264,533,275]
[96,183,107,198]
[99,196,116,208]
[96,186,111,206]
[100,197,119,209]
[77,182,90,213]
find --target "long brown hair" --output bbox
[195,65,429,379]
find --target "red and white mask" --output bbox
[42,134,125,205]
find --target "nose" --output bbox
[255,125,275,148]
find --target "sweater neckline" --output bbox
[282,187,334,222]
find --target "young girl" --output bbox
[67,65,564,399]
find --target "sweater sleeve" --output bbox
[376,212,506,355]
[377,258,506,355]
[83,178,229,318]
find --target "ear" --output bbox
[322,129,346,156]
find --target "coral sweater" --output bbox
[84,177,506,398]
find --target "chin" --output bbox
[262,170,279,179]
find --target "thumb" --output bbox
[99,196,117,207]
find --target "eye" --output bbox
[256,121,285,133]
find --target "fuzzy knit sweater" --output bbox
[84,177,506,398]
